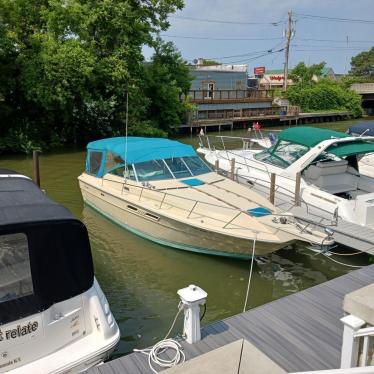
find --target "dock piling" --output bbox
[269,173,276,204]
[33,150,41,187]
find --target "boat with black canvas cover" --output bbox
[0,169,119,373]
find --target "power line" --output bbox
[209,40,285,61]
[293,48,366,52]
[227,49,284,64]
[169,15,284,26]
[293,44,369,49]
[296,37,374,44]
[161,34,283,41]
[294,13,374,24]
[160,34,374,44]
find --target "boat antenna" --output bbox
[124,87,129,177]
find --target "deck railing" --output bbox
[194,106,288,122]
[187,89,274,103]
[341,315,374,369]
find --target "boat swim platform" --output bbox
[236,176,374,254]
[87,264,374,374]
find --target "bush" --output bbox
[287,79,363,118]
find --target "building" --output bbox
[257,66,337,89]
[186,61,281,130]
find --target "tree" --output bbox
[201,59,220,66]
[350,47,374,76]
[142,39,192,135]
[289,62,326,84]
[0,0,184,153]
[287,61,363,117]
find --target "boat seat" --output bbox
[304,160,358,194]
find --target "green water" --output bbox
[0,119,372,358]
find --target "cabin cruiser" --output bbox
[198,127,374,228]
[0,170,120,373]
[78,137,334,259]
[347,122,374,177]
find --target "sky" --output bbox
[143,0,374,74]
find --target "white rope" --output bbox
[321,253,363,268]
[243,235,257,312]
[134,305,185,373]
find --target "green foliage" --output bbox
[287,79,363,118]
[340,75,374,89]
[0,0,186,154]
[200,59,220,66]
[143,39,192,134]
[349,47,374,76]
[289,62,326,83]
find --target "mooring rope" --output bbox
[243,235,257,313]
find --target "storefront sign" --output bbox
[269,75,284,81]
[254,66,265,75]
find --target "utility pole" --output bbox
[283,10,293,91]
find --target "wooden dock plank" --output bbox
[89,265,374,374]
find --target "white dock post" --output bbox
[340,314,366,368]
[177,285,207,344]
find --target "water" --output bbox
[0,118,372,358]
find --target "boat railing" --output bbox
[102,176,309,234]
[198,134,339,225]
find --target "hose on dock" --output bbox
[134,304,185,373]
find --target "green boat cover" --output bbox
[278,127,349,148]
[278,127,374,158]
[327,141,374,157]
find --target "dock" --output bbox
[87,265,374,374]
[178,111,352,134]
[244,178,374,254]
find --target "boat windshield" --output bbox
[128,156,211,181]
[254,140,309,168]
[134,160,174,181]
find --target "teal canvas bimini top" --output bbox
[86,137,198,177]
[87,137,196,164]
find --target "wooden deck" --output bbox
[87,265,374,374]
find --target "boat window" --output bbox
[109,164,136,180]
[134,160,173,181]
[164,158,192,178]
[88,151,103,175]
[105,152,125,173]
[0,233,34,304]
[182,156,211,176]
[255,141,309,168]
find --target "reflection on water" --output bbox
[0,119,372,358]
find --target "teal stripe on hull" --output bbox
[84,200,253,260]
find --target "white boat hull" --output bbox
[201,149,374,227]
[3,280,120,374]
[79,179,294,258]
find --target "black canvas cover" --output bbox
[0,173,94,325]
